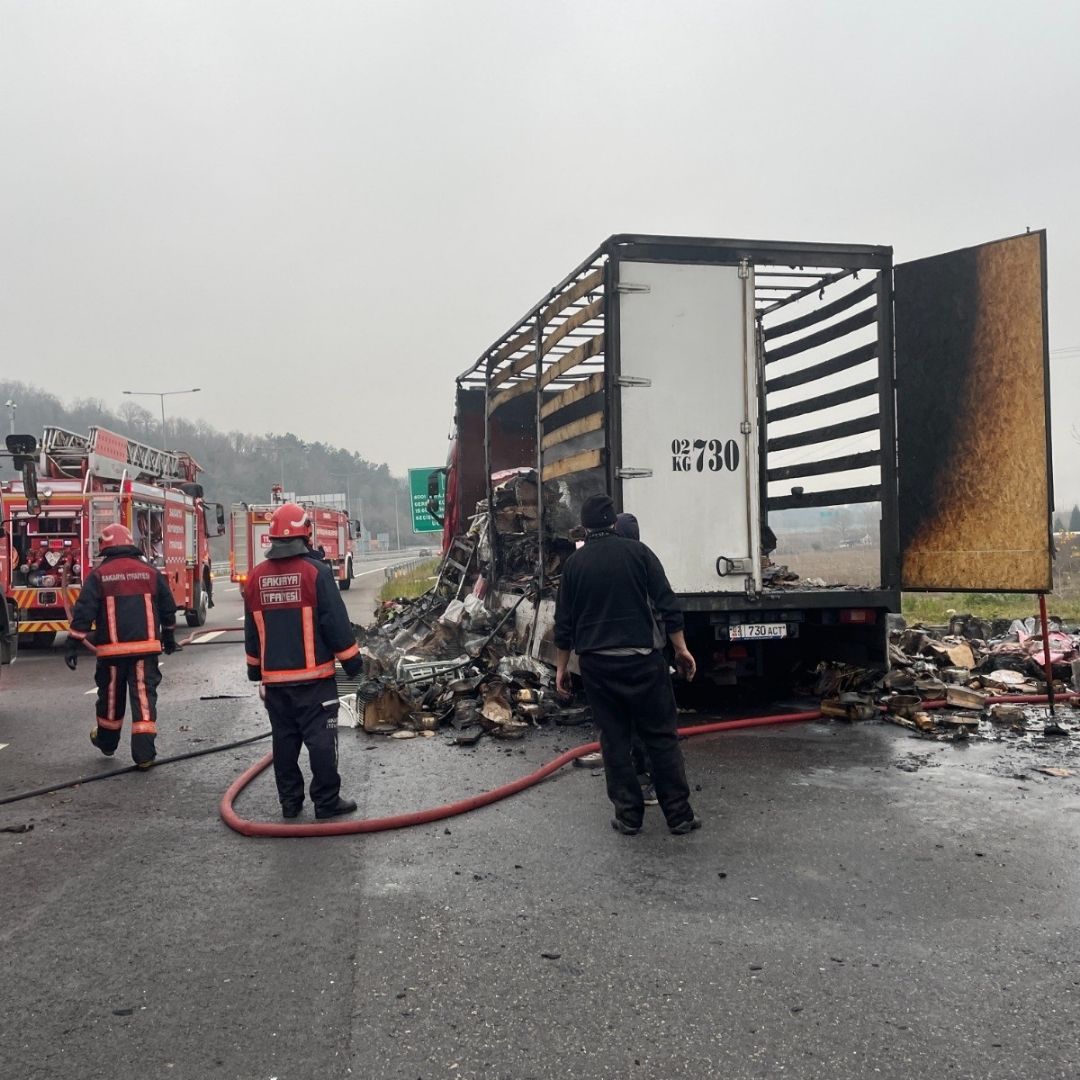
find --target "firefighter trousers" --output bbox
[263,677,342,814]
[93,655,162,765]
[578,650,693,830]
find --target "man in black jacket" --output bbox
[65,522,179,767]
[555,494,701,836]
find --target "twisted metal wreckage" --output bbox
[347,468,582,745]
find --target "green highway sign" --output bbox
[408,467,446,534]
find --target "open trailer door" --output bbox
[894,230,1053,592]
[615,258,760,595]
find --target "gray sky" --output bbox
[2,1,1078,504]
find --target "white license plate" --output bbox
[729,622,787,641]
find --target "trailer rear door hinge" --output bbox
[739,420,752,435]
[616,375,652,388]
[616,283,651,294]
[616,467,653,480]
[738,258,750,279]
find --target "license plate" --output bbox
[729,622,787,641]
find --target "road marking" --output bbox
[84,689,96,695]
[237,616,245,622]
[226,587,239,593]
[194,630,226,643]
[355,566,396,578]
[0,743,8,752]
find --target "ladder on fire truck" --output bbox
[39,426,196,484]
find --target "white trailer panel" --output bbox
[617,260,760,594]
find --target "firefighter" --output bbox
[243,502,363,820]
[64,523,180,767]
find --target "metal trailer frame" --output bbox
[457,233,901,620]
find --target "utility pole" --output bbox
[3,399,16,437]
[394,491,401,551]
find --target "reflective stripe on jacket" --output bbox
[243,551,359,685]
[69,546,177,657]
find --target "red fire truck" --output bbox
[0,426,226,645]
[229,487,358,590]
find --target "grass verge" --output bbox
[378,558,441,602]
[902,590,1080,625]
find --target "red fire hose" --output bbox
[220,711,818,837]
[220,693,1079,839]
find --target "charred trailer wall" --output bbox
[452,386,538,531]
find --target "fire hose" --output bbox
[0,732,272,807]
[2,694,1074,821]
[218,692,1079,838]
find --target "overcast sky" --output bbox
[1,1,1078,504]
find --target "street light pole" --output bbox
[395,491,401,551]
[122,388,201,450]
[326,471,358,519]
[3,399,16,437]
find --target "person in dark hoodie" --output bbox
[243,502,364,820]
[555,494,701,836]
[65,522,179,767]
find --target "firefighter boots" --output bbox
[315,796,357,820]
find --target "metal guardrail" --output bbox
[384,556,438,582]
[211,551,432,579]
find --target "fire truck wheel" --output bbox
[25,631,57,649]
[185,581,209,627]
[339,558,353,591]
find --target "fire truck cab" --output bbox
[0,426,226,645]
[230,487,358,591]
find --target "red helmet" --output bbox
[99,523,134,549]
[268,502,312,540]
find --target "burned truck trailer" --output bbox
[448,232,1053,685]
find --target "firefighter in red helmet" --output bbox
[243,502,363,819]
[65,522,180,767]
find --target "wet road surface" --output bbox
[2,568,1080,1079]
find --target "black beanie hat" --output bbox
[581,493,617,530]
[614,512,640,541]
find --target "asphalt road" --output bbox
[2,568,1080,1080]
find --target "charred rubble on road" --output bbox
[340,469,590,745]
[807,612,1080,743]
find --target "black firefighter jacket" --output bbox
[244,546,362,685]
[69,545,178,658]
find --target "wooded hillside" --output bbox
[0,380,430,546]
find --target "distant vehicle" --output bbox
[0,426,226,643]
[230,485,361,591]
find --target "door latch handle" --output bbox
[716,556,751,577]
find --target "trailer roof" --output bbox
[456,233,892,385]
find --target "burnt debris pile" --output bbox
[343,477,589,743]
[809,612,1080,739]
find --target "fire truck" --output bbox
[0,426,226,645]
[229,487,358,590]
